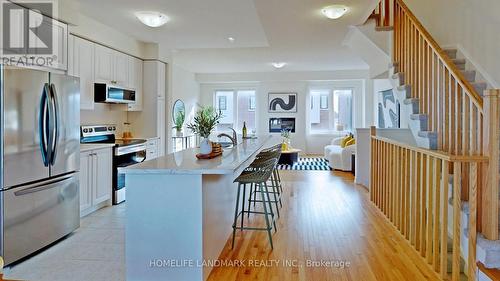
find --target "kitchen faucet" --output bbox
[217,128,238,145]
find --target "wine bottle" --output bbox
[242,122,247,138]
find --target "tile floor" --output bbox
[4,204,126,281]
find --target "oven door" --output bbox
[113,150,145,204]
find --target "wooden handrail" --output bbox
[394,0,483,109]
[372,136,488,162]
[391,0,486,156]
[370,128,483,281]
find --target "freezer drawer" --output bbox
[2,173,80,265]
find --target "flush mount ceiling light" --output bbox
[321,5,349,19]
[135,11,169,27]
[272,62,287,69]
[228,37,235,42]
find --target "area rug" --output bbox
[277,157,332,171]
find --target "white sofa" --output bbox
[324,137,356,171]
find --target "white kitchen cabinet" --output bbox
[5,3,68,72]
[50,19,69,71]
[127,57,144,111]
[94,44,114,83]
[79,151,92,213]
[157,98,166,156]
[146,138,160,160]
[129,60,167,154]
[69,35,95,110]
[114,52,129,87]
[94,44,130,88]
[79,147,112,217]
[157,63,166,98]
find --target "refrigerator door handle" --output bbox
[13,175,73,196]
[38,83,51,167]
[48,83,59,166]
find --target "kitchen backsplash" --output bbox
[80,104,128,137]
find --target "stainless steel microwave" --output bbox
[94,83,135,104]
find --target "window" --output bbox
[320,94,329,110]
[309,89,353,133]
[214,90,257,133]
[249,95,256,111]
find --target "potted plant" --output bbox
[173,110,185,137]
[281,129,291,151]
[187,106,223,155]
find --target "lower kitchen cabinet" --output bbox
[80,147,112,217]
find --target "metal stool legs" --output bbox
[231,182,275,250]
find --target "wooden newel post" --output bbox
[482,89,500,240]
[370,126,377,200]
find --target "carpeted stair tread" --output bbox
[461,70,476,82]
[444,48,458,59]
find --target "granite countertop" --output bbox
[80,143,116,153]
[122,135,274,175]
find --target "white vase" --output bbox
[176,129,183,137]
[200,138,212,155]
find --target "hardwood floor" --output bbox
[208,170,441,281]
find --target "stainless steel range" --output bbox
[80,125,146,205]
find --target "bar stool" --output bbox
[246,145,283,217]
[232,158,278,249]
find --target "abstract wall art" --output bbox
[268,93,297,113]
[377,89,400,128]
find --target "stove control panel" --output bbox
[81,124,116,138]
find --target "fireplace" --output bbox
[269,118,296,133]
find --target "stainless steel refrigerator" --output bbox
[0,66,80,265]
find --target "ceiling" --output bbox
[73,0,377,73]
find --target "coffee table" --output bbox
[279,149,302,165]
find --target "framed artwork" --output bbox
[268,92,297,113]
[377,89,400,128]
[218,96,227,110]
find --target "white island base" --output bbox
[123,136,275,281]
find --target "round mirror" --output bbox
[172,99,186,125]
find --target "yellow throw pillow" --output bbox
[340,136,352,148]
[345,138,356,147]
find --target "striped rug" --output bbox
[277,157,332,171]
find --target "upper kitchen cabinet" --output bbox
[3,3,68,72]
[94,45,129,88]
[94,44,114,83]
[128,57,144,111]
[143,61,166,98]
[69,35,95,110]
[114,52,129,87]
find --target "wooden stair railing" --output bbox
[392,0,483,155]
[374,0,500,241]
[370,128,488,281]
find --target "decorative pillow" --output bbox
[340,136,352,148]
[345,138,356,147]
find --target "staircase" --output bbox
[366,1,500,281]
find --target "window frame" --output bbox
[309,87,354,134]
[213,89,257,131]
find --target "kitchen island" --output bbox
[122,136,275,281]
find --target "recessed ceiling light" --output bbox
[321,5,349,19]
[228,37,235,42]
[272,62,287,69]
[135,11,169,27]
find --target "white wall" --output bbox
[198,71,372,154]
[404,0,500,88]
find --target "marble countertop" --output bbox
[80,143,116,153]
[122,135,274,175]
